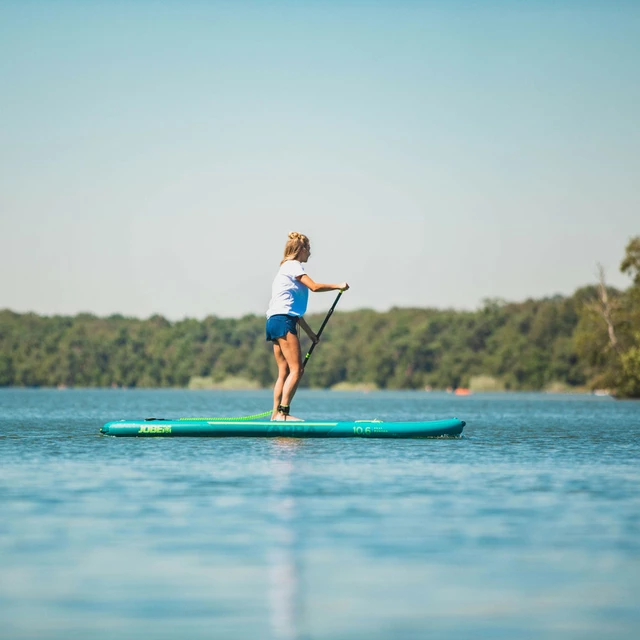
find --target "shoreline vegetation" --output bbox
[3,384,612,397]
[187,375,261,391]
[2,238,638,398]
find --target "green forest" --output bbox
[2,238,639,397]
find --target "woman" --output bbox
[266,232,349,421]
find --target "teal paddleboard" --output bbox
[100,418,465,438]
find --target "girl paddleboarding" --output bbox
[266,232,348,421]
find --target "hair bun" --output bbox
[281,231,310,264]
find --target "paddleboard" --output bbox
[100,418,465,438]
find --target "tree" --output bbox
[620,236,640,287]
[574,237,640,397]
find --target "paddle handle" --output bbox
[302,290,343,369]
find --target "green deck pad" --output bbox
[100,418,465,438]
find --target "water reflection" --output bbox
[268,441,304,640]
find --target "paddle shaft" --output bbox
[302,290,343,369]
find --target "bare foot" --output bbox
[272,414,304,421]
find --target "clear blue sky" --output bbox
[1,1,638,320]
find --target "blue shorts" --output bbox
[266,315,298,342]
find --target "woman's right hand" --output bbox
[338,282,350,291]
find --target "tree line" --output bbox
[1,238,638,397]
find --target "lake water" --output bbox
[1,388,639,639]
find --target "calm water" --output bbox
[1,388,639,640]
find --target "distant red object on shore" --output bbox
[454,388,472,396]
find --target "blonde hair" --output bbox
[281,231,310,264]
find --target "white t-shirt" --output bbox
[266,260,309,318]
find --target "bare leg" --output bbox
[273,331,304,421]
[271,342,289,419]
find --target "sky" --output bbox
[1,0,638,320]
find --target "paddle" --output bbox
[302,289,343,369]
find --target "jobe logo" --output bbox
[137,425,172,434]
